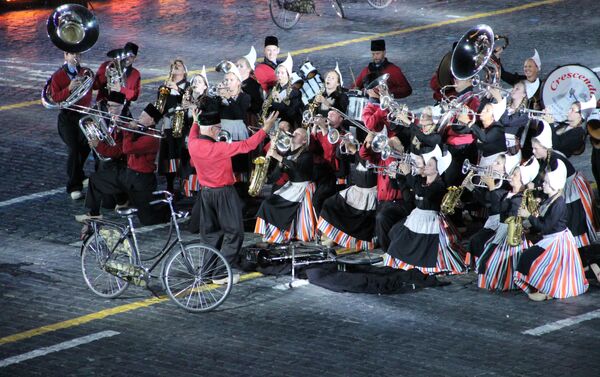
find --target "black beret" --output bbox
[107,91,126,104]
[371,39,385,51]
[198,111,221,126]
[124,42,139,56]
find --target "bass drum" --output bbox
[542,64,600,122]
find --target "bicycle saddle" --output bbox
[116,207,138,216]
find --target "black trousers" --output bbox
[376,200,410,252]
[198,186,244,265]
[85,168,169,225]
[592,148,600,199]
[57,110,90,193]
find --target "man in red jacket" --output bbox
[50,51,93,200]
[93,42,141,110]
[352,39,412,100]
[188,109,277,281]
[254,36,282,93]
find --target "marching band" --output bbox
[43,4,600,300]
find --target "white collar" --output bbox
[525,78,540,99]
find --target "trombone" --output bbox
[328,107,390,156]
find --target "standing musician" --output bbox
[156,59,190,195]
[188,109,278,280]
[76,103,169,225]
[394,106,441,155]
[352,39,412,100]
[267,53,303,128]
[494,48,543,110]
[312,64,349,117]
[51,50,93,200]
[514,159,589,301]
[93,42,141,110]
[236,46,264,125]
[255,128,316,243]
[255,36,282,93]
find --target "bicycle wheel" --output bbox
[269,0,302,30]
[331,0,345,19]
[367,0,393,9]
[163,243,232,313]
[81,229,132,298]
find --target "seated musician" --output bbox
[532,122,597,247]
[317,136,378,250]
[384,145,467,275]
[267,53,303,128]
[76,103,169,225]
[550,97,596,157]
[312,63,349,117]
[470,101,508,167]
[476,157,539,291]
[255,128,317,243]
[394,106,441,155]
[514,159,589,301]
[494,48,542,110]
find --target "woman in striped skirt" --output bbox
[532,121,597,248]
[476,157,540,291]
[317,137,378,250]
[384,145,467,275]
[255,128,317,243]
[514,159,589,301]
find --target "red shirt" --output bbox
[93,60,141,103]
[122,132,159,173]
[362,102,389,132]
[359,144,402,202]
[188,123,267,188]
[353,62,412,99]
[444,92,480,146]
[255,62,277,93]
[313,131,341,172]
[50,66,93,108]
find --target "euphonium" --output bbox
[506,189,538,246]
[248,128,281,197]
[78,114,115,162]
[155,63,174,114]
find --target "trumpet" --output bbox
[380,96,415,125]
[461,159,508,189]
[437,103,478,130]
[338,134,361,154]
[328,107,390,155]
[366,161,418,176]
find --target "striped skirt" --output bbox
[254,182,317,243]
[317,217,375,250]
[384,209,467,275]
[565,173,597,247]
[514,229,589,299]
[477,223,532,291]
[182,174,201,197]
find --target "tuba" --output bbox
[41,4,99,110]
[506,189,538,246]
[79,114,115,162]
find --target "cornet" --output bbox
[339,134,361,155]
[461,159,508,189]
[380,96,415,125]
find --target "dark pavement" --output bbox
[1,0,600,376]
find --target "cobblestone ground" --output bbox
[1,0,600,376]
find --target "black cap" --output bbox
[371,39,385,51]
[143,103,162,124]
[124,42,139,56]
[198,111,221,126]
[107,91,126,104]
[264,35,278,47]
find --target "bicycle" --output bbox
[367,0,393,9]
[268,0,345,30]
[80,191,233,313]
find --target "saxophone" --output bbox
[155,62,174,114]
[506,189,538,246]
[172,87,190,138]
[302,86,325,128]
[258,87,276,126]
[441,172,473,215]
[248,127,280,197]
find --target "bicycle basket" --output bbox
[283,0,315,14]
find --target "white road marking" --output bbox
[446,14,462,18]
[522,308,600,336]
[0,188,64,209]
[0,330,119,368]
[593,66,600,73]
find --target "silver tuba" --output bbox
[79,114,115,162]
[41,4,99,109]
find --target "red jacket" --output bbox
[122,132,159,173]
[255,62,277,93]
[359,144,402,202]
[444,91,480,146]
[353,61,412,99]
[50,66,92,108]
[362,102,389,132]
[429,72,457,102]
[95,129,124,161]
[93,60,141,103]
[189,124,267,188]
[312,131,341,172]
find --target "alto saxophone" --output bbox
[155,62,174,114]
[441,172,472,215]
[258,87,276,126]
[248,127,281,197]
[506,189,538,246]
[172,87,191,138]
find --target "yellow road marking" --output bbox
[0,0,563,112]
[0,271,263,346]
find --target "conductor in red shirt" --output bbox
[188,108,278,276]
[353,39,412,100]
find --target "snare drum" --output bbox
[347,94,369,121]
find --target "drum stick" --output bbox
[349,66,356,87]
